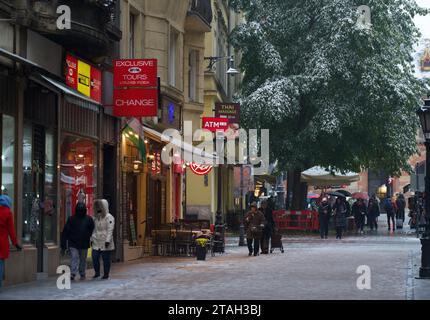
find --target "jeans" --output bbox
[0,259,4,288]
[320,218,329,238]
[92,250,112,277]
[387,214,395,230]
[355,215,365,232]
[247,238,260,256]
[70,248,88,277]
[368,216,378,230]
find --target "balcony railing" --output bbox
[187,0,213,31]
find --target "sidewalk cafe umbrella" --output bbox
[352,192,369,200]
[301,166,360,186]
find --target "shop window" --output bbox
[1,115,15,209]
[60,136,97,230]
[44,132,56,242]
[22,125,34,243]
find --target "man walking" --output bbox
[61,203,95,281]
[367,197,380,231]
[260,200,274,254]
[318,197,331,239]
[244,202,266,256]
[384,195,396,231]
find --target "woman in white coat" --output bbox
[92,199,115,279]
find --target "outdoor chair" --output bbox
[174,231,194,256]
[153,230,173,256]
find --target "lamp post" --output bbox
[416,99,430,278]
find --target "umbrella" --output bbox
[307,193,320,199]
[326,191,346,198]
[337,190,352,197]
[352,192,369,200]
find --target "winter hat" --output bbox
[250,202,257,208]
[0,195,12,208]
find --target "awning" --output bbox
[143,125,219,164]
[301,166,360,186]
[0,47,41,69]
[39,74,100,112]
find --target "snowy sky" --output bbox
[415,0,430,38]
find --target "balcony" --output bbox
[185,0,212,33]
[11,0,122,60]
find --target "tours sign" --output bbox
[113,59,157,87]
[113,59,158,117]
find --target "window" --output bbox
[189,50,198,102]
[129,13,136,58]
[44,131,56,242]
[1,115,15,209]
[60,136,97,231]
[22,125,33,243]
[169,29,178,87]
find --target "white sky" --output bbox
[415,0,430,38]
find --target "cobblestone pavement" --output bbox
[0,216,428,300]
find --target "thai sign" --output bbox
[215,103,240,123]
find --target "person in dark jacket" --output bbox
[396,194,406,224]
[318,197,331,239]
[333,197,347,239]
[352,199,367,234]
[0,195,22,288]
[244,202,266,256]
[367,197,380,231]
[260,200,274,254]
[384,196,396,231]
[61,203,95,281]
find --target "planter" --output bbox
[196,245,207,261]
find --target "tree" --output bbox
[230,0,428,209]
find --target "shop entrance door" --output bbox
[126,173,138,245]
[147,178,162,236]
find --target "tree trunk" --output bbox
[286,170,308,210]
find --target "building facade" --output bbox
[0,0,122,285]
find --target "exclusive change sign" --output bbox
[113,59,158,117]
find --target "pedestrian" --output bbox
[0,195,22,289]
[352,199,367,234]
[367,197,380,231]
[333,197,347,239]
[383,195,396,231]
[318,197,331,239]
[244,202,266,256]
[92,199,115,280]
[396,193,406,224]
[60,203,95,281]
[259,200,274,254]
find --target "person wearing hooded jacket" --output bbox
[92,199,115,280]
[0,195,22,288]
[61,203,95,281]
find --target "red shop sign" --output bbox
[66,54,78,90]
[114,59,157,88]
[113,88,158,117]
[190,163,213,176]
[90,68,102,103]
[202,117,229,132]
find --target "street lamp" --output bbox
[416,99,430,278]
[204,55,240,75]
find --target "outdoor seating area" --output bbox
[151,220,225,257]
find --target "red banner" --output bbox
[90,68,102,103]
[113,88,158,117]
[202,117,229,132]
[114,59,157,88]
[66,55,78,90]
